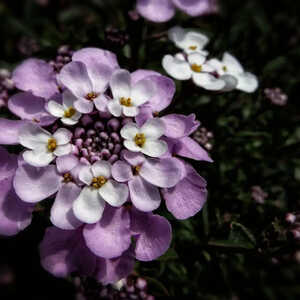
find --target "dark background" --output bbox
[1,0,300,299]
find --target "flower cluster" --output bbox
[264,87,288,106]
[162,26,258,92]
[0,47,211,284]
[136,0,218,23]
[0,69,15,108]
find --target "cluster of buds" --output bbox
[251,186,268,204]
[193,126,214,150]
[264,88,288,106]
[0,69,15,108]
[49,45,74,73]
[286,212,300,240]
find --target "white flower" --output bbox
[120,118,167,158]
[19,123,72,167]
[47,91,82,125]
[107,69,155,117]
[73,161,129,224]
[207,52,258,93]
[162,52,226,91]
[168,26,209,55]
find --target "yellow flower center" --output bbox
[120,97,132,107]
[189,45,197,50]
[222,65,228,72]
[64,107,76,118]
[85,92,98,101]
[47,138,57,152]
[134,133,146,147]
[91,176,107,189]
[63,172,73,183]
[190,64,202,73]
[132,165,141,175]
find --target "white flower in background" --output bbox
[73,161,129,224]
[107,69,155,117]
[162,52,226,91]
[168,26,209,55]
[47,91,82,125]
[19,123,72,167]
[120,118,167,158]
[207,52,258,93]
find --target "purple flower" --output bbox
[136,0,218,23]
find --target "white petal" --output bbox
[99,180,128,207]
[120,122,140,140]
[141,118,165,139]
[201,63,215,73]
[175,53,186,61]
[183,32,209,53]
[207,58,224,74]
[79,166,93,185]
[47,101,64,118]
[19,123,51,150]
[222,52,244,74]
[236,72,258,93]
[192,73,225,90]
[168,26,186,47]
[219,74,238,92]
[124,140,141,152]
[123,106,139,117]
[53,128,72,145]
[73,187,105,224]
[53,143,72,156]
[187,52,206,65]
[162,55,192,80]
[131,79,155,106]
[107,99,122,117]
[91,160,111,178]
[110,69,131,100]
[61,117,80,125]
[141,140,168,158]
[62,90,77,108]
[23,149,54,167]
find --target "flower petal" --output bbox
[73,187,105,224]
[220,74,238,92]
[23,149,55,167]
[50,183,83,230]
[130,209,172,261]
[74,97,94,114]
[192,72,225,90]
[141,140,168,157]
[141,118,165,139]
[83,206,131,259]
[110,69,131,100]
[9,92,56,126]
[12,58,58,99]
[122,106,139,117]
[13,163,60,203]
[99,180,128,207]
[0,146,17,181]
[79,166,93,185]
[91,160,111,178]
[162,55,192,80]
[94,94,109,112]
[40,227,96,278]
[58,61,93,98]
[136,0,175,22]
[140,157,182,187]
[0,119,26,145]
[107,99,122,117]
[187,52,206,65]
[129,176,161,212]
[53,128,72,145]
[53,144,72,157]
[56,154,79,174]
[124,140,142,152]
[222,52,244,74]
[121,150,145,166]
[47,100,65,117]
[162,163,207,219]
[236,72,258,93]
[172,0,218,16]
[120,122,140,140]
[131,79,155,106]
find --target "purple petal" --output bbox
[40,227,96,277]
[111,160,133,182]
[129,176,161,212]
[72,47,120,70]
[174,136,213,162]
[95,249,135,285]
[13,163,60,203]
[139,157,182,188]
[172,0,218,17]
[0,118,27,145]
[162,163,207,219]
[135,105,153,127]
[121,150,145,167]
[0,177,33,236]
[161,113,199,138]
[130,209,172,261]
[8,92,56,126]
[50,183,83,230]
[12,58,58,99]
[136,0,175,22]
[131,70,175,112]
[83,206,131,259]
[0,146,17,181]
[56,154,79,174]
